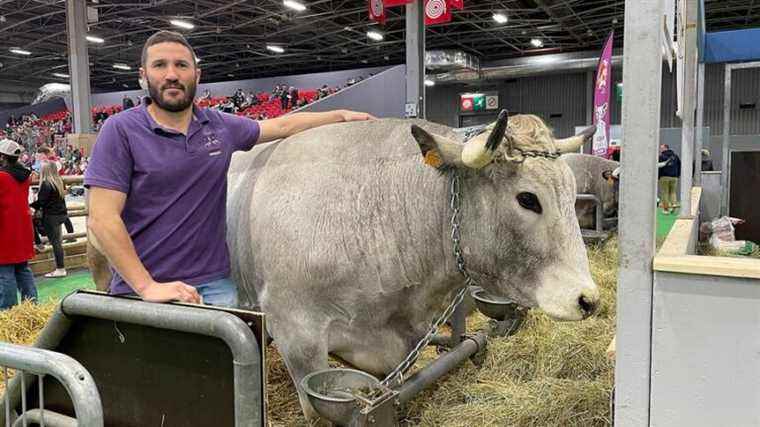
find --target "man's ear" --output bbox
[410,125,465,170]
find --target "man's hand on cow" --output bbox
[139,280,203,304]
[338,110,376,122]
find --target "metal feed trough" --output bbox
[577,193,614,243]
[0,290,266,427]
[301,286,526,426]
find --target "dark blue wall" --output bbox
[0,98,67,126]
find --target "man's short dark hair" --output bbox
[141,30,197,68]
[662,144,669,149]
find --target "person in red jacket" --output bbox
[0,139,37,310]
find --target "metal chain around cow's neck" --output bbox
[380,173,476,388]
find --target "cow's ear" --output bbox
[410,125,464,170]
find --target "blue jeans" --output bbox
[196,277,238,308]
[0,262,37,310]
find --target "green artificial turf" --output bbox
[29,269,96,303]
[656,207,680,240]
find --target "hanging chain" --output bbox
[380,173,476,387]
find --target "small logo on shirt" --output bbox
[202,134,221,148]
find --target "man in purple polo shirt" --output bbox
[85,31,373,306]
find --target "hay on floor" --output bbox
[1,238,619,426]
[0,301,58,393]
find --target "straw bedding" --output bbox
[0,239,619,426]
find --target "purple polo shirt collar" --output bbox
[140,97,210,138]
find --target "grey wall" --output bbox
[427,64,760,138]
[701,171,722,221]
[426,71,587,137]
[651,271,760,427]
[91,66,390,107]
[658,127,760,171]
[298,65,406,119]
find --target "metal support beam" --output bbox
[679,0,698,216]
[405,0,425,118]
[66,0,93,133]
[721,64,730,215]
[694,63,705,186]
[615,0,664,425]
[586,70,594,131]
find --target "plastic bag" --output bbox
[705,216,758,255]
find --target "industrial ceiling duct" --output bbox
[431,54,622,84]
[426,49,480,72]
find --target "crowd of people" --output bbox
[1,111,90,176]
[0,138,75,310]
[196,81,347,119]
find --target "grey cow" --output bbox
[560,153,620,230]
[225,113,600,420]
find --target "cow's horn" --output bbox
[555,125,595,153]
[462,110,509,169]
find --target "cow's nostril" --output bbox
[578,295,597,318]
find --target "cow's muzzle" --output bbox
[578,293,599,319]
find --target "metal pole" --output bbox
[721,64,731,215]
[397,333,486,404]
[0,343,103,427]
[616,0,664,425]
[66,0,93,133]
[679,0,698,217]
[586,70,594,125]
[694,63,705,186]
[405,0,425,118]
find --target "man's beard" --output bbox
[147,78,197,113]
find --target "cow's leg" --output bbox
[270,321,330,422]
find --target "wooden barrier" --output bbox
[31,178,90,275]
[30,175,84,186]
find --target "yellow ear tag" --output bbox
[424,150,444,168]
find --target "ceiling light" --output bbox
[425,79,435,87]
[530,38,544,48]
[493,13,508,24]
[112,63,131,70]
[283,0,306,12]
[227,73,235,78]
[367,30,384,41]
[195,57,201,63]
[170,19,194,30]
[266,44,285,53]
[53,72,69,78]
[9,48,31,56]
[86,35,105,44]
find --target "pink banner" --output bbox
[592,31,614,157]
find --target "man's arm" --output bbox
[257,110,374,144]
[87,187,201,304]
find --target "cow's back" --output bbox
[226,118,461,310]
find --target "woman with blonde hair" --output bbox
[30,161,69,277]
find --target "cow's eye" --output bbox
[516,192,542,214]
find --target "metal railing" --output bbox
[577,193,605,235]
[0,343,103,427]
